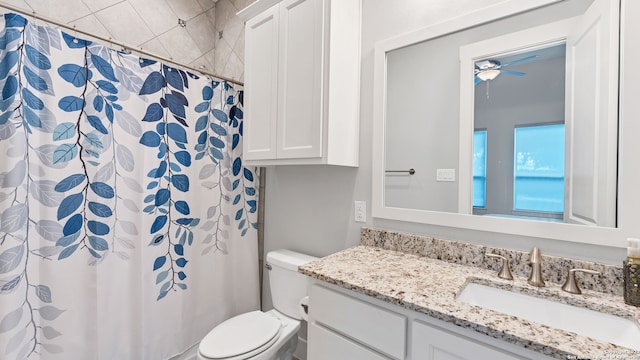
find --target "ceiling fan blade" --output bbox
[500,70,526,76]
[475,76,482,85]
[500,55,537,67]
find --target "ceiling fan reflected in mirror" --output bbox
[474,55,537,85]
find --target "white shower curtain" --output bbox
[0,13,260,359]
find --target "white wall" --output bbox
[261,0,633,308]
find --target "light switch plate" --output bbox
[354,201,366,222]
[436,168,456,182]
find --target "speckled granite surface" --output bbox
[299,242,640,359]
[361,227,625,296]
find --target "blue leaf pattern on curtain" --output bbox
[0,13,258,359]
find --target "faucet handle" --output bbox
[529,247,542,263]
[486,253,514,280]
[561,268,600,294]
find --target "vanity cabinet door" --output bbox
[411,321,524,360]
[308,323,391,360]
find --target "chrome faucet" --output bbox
[562,268,600,294]
[486,253,513,280]
[527,247,545,287]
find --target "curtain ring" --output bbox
[72,25,79,44]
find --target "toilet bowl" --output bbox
[197,250,317,360]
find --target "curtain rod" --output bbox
[0,2,244,87]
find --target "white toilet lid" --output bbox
[199,311,281,360]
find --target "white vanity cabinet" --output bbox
[307,282,553,360]
[239,0,361,166]
[411,321,524,360]
[308,323,392,360]
[308,284,406,360]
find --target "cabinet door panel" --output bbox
[277,0,324,159]
[308,323,391,360]
[412,321,522,360]
[244,5,280,160]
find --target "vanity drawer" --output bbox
[309,284,406,359]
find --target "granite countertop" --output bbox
[299,245,640,360]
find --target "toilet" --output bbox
[197,250,318,360]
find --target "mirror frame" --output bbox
[372,0,637,248]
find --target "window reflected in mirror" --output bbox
[513,123,565,215]
[472,130,487,208]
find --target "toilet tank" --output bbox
[266,250,318,320]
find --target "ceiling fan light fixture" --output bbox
[477,69,500,81]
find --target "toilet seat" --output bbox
[199,311,282,360]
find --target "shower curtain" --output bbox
[0,13,260,359]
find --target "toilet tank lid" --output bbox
[266,249,318,271]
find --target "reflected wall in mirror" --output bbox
[382,0,619,229]
[384,32,462,213]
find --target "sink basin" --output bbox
[457,282,640,350]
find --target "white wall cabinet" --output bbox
[307,281,553,360]
[239,0,361,166]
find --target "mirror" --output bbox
[373,0,623,244]
[457,0,619,228]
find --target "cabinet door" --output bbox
[244,4,280,160]
[412,321,522,360]
[308,323,391,360]
[277,0,324,159]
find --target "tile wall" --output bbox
[0,0,255,82]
